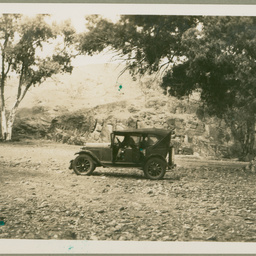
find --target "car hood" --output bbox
[82,143,111,149]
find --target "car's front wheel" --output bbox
[144,157,166,180]
[73,154,96,175]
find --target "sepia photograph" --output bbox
[0,1,256,254]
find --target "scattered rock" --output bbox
[96,210,105,214]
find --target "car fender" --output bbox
[143,154,167,167]
[75,150,102,166]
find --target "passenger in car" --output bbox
[140,136,154,149]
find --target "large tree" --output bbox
[79,15,256,160]
[0,14,75,141]
[161,16,256,160]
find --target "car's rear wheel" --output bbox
[73,154,96,175]
[144,157,166,180]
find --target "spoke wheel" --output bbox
[73,154,95,175]
[144,157,166,180]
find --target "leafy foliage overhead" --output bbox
[162,16,256,117]
[79,15,199,75]
[79,15,255,116]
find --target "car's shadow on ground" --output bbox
[90,171,146,180]
[89,171,176,181]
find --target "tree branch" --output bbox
[18,82,32,104]
[17,64,24,100]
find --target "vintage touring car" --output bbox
[69,128,175,180]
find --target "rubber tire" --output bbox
[144,157,167,180]
[73,154,96,176]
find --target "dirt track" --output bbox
[0,140,255,241]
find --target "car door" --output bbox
[130,135,141,163]
[113,134,141,163]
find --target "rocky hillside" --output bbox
[10,63,240,158]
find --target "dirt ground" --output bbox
[0,140,255,241]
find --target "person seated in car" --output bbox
[120,135,136,148]
[139,136,155,159]
[140,136,154,149]
[116,135,136,160]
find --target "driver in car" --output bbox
[116,135,135,160]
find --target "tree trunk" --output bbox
[1,108,7,140]
[5,102,20,141]
[242,115,255,161]
[1,100,20,141]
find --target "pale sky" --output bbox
[2,3,256,24]
[2,3,256,14]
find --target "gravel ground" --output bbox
[0,140,254,241]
